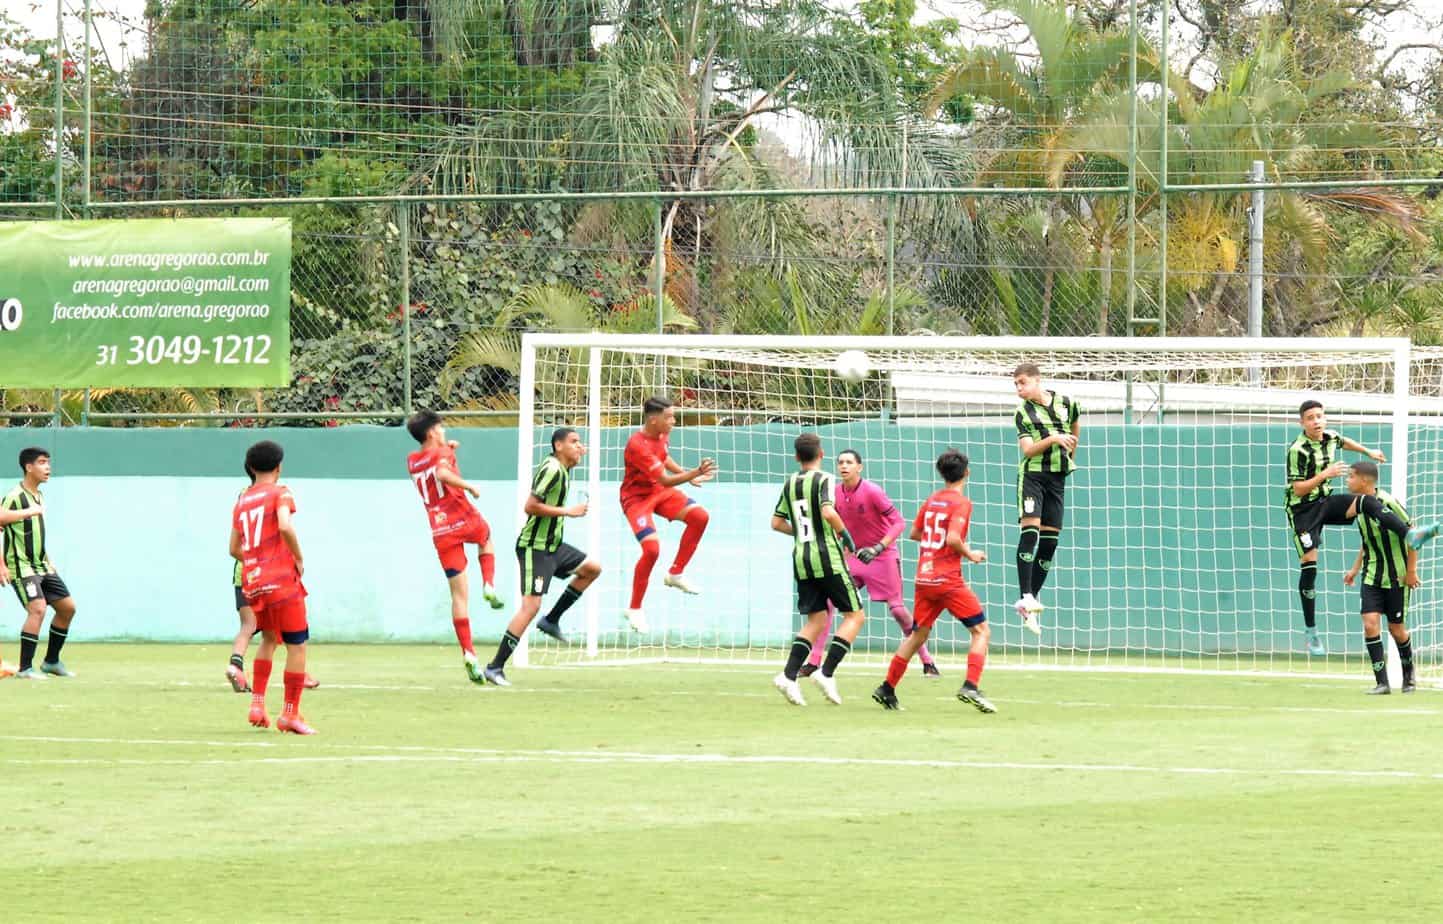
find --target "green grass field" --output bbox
[5,644,1442,921]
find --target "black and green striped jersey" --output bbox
[517,456,570,552]
[1284,429,1343,507]
[1357,489,1412,589]
[2,483,53,579]
[774,469,848,581]
[1015,393,1080,475]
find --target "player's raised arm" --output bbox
[1339,434,1386,463]
[659,454,715,488]
[435,459,481,498]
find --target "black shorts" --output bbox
[1018,470,1067,529]
[1360,584,1407,624]
[517,543,587,597]
[12,572,70,607]
[234,585,250,611]
[1285,494,1356,558]
[796,573,862,616]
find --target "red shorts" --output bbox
[623,490,695,540]
[913,581,984,629]
[434,517,492,576]
[250,589,309,636]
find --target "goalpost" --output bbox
[514,333,1429,678]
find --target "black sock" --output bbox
[821,637,852,678]
[1299,563,1318,629]
[783,635,811,681]
[44,626,68,664]
[19,632,39,671]
[1017,527,1040,597]
[1365,634,1388,685]
[544,586,584,625]
[489,631,520,670]
[1398,635,1414,679]
[229,653,245,670]
[1032,533,1059,594]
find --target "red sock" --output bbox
[669,508,709,575]
[453,618,474,656]
[251,658,273,697]
[966,650,986,686]
[283,671,305,716]
[630,540,660,608]
[885,654,909,688]
[480,553,496,586]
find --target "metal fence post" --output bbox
[400,204,413,415]
[885,194,897,335]
[653,199,665,332]
[53,0,64,218]
[82,0,91,209]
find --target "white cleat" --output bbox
[663,572,700,595]
[812,670,842,705]
[623,608,650,634]
[773,672,807,706]
[1019,593,1043,636]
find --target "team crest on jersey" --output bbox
[433,510,447,524]
[636,516,647,527]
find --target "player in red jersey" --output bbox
[619,395,716,633]
[407,410,504,683]
[872,449,995,713]
[230,441,315,735]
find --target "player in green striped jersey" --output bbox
[0,462,47,679]
[2,447,78,679]
[769,433,862,706]
[1342,461,1419,694]
[1012,362,1080,635]
[482,427,601,686]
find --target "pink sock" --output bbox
[890,601,933,665]
[807,604,835,667]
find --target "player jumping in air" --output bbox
[620,396,715,634]
[802,449,940,678]
[407,410,505,684]
[873,449,994,713]
[3,448,78,679]
[1013,362,1080,635]
[483,427,602,686]
[1284,399,1387,656]
[230,441,315,734]
[1342,461,1419,694]
[770,433,863,706]
[0,480,48,679]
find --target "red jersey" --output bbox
[232,482,302,601]
[620,429,670,508]
[408,446,478,541]
[913,489,973,586]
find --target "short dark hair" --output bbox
[936,448,969,483]
[550,427,577,452]
[406,409,443,443]
[1013,362,1041,378]
[795,433,822,463]
[838,448,862,465]
[1299,399,1324,417]
[245,440,285,475]
[18,447,49,472]
[1351,460,1379,480]
[643,396,672,418]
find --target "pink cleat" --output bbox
[276,713,316,735]
[247,702,271,728]
[303,674,319,690]
[226,664,251,693]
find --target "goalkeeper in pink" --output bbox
[802,449,940,678]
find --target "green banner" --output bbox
[0,217,291,388]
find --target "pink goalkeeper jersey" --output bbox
[835,478,904,558]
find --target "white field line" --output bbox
[1,734,1441,781]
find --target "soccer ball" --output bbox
[832,350,871,384]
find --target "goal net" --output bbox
[514,334,1416,676]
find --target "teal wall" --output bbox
[0,422,1399,654]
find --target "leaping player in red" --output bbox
[230,440,315,734]
[620,396,716,633]
[407,410,504,684]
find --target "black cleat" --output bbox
[798,663,819,678]
[922,662,941,678]
[872,683,900,710]
[1365,683,1391,695]
[535,617,569,645]
[957,684,997,713]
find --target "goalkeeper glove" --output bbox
[856,543,884,563]
[839,530,857,553]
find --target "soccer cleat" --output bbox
[483,584,506,610]
[39,660,75,678]
[248,702,271,728]
[958,684,998,713]
[1305,630,1326,657]
[798,663,819,678]
[464,655,486,685]
[872,684,901,710]
[1406,523,1441,550]
[663,572,700,595]
[1018,594,1043,636]
[535,617,569,645]
[1402,676,1417,694]
[225,664,251,693]
[922,662,942,678]
[483,665,512,687]
[812,670,842,705]
[623,608,650,634]
[772,672,806,706]
[303,675,320,690]
[276,713,317,735]
[0,662,15,679]
[1365,683,1391,695]
[14,667,48,681]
